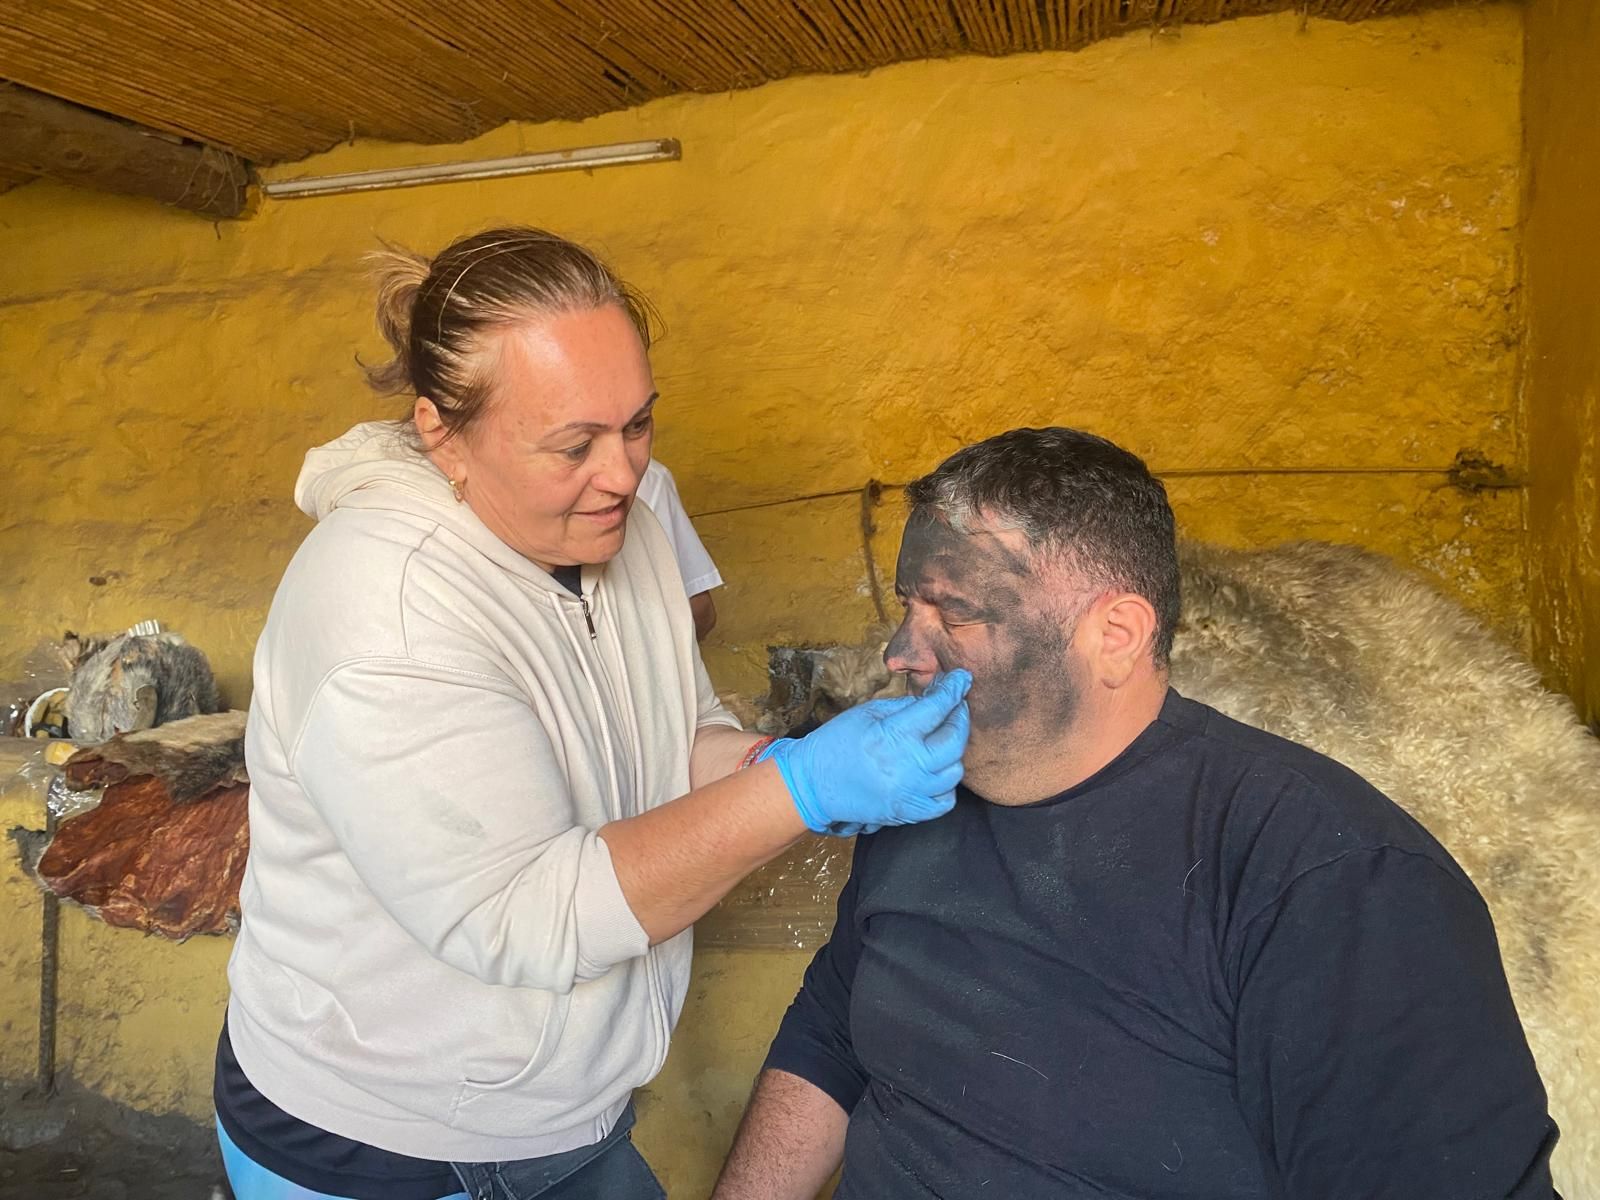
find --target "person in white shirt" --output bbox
[635,459,722,641]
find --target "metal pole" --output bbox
[260,138,680,200]
[37,805,58,1095]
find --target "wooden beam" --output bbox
[0,83,251,218]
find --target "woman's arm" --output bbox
[294,658,964,977]
[603,671,970,945]
[599,758,804,945]
[691,722,767,789]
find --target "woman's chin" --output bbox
[573,525,628,565]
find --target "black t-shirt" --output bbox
[766,690,1559,1199]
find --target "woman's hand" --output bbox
[763,670,971,835]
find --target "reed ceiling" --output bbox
[1,0,1481,166]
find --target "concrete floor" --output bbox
[0,1079,227,1200]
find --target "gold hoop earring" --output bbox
[449,478,466,503]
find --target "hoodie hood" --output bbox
[295,421,447,519]
[293,420,582,590]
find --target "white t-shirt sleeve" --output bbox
[636,460,724,597]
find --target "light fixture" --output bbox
[261,138,680,200]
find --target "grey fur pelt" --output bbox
[804,540,1599,1196]
[62,631,223,744]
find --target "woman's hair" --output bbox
[364,226,656,440]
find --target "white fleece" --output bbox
[226,421,739,1161]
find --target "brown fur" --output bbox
[61,710,246,805]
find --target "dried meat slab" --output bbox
[34,751,251,940]
[36,776,172,906]
[96,783,249,937]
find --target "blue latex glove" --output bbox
[761,669,972,837]
[757,726,880,838]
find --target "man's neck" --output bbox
[970,674,1169,806]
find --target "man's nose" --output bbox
[884,620,929,675]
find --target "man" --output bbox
[714,427,1559,1199]
[637,457,723,640]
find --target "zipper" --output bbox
[558,583,672,1071]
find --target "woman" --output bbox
[215,227,970,1200]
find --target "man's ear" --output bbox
[1079,591,1158,687]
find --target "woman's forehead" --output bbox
[482,311,654,435]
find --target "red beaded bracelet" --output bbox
[737,735,778,771]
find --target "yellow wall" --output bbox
[1523,0,1600,727]
[0,746,45,1082]
[0,7,1526,1195]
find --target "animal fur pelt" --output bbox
[748,627,907,734]
[31,710,251,939]
[61,710,247,804]
[60,630,223,744]
[791,540,1600,1196]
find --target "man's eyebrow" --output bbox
[545,393,658,439]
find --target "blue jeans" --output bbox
[449,1105,665,1200]
[217,1105,663,1200]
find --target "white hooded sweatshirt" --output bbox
[226,421,739,1161]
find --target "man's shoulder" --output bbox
[1169,693,1378,795]
[1163,692,1456,868]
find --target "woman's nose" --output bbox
[593,436,642,497]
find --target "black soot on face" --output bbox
[889,509,1083,739]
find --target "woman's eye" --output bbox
[562,442,591,462]
[625,415,654,437]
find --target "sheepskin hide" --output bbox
[781,540,1598,1194]
[61,630,223,744]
